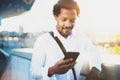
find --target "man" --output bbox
[31,0,102,80]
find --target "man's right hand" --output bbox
[48,58,76,77]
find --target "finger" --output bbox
[62,58,74,65]
[60,61,76,69]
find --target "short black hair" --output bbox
[53,0,80,16]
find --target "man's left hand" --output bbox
[85,67,102,80]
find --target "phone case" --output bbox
[64,52,80,61]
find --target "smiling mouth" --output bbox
[65,27,72,31]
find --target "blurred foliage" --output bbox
[96,33,120,55]
[115,34,120,41]
[107,46,120,55]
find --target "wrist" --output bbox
[91,67,100,77]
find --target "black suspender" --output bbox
[49,31,77,80]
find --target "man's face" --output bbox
[55,8,77,38]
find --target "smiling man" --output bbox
[30,0,102,80]
[54,7,77,38]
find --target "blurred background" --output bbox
[0,0,120,55]
[0,0,120,80]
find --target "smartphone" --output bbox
[64,52,80,61]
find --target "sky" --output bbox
[0,0,120,36]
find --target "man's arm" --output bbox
[82,36,103,80]
[48,58,76,77]
[85,67,104,80]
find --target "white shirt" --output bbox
[30,27,102,80]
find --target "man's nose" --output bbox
[66,21,72,27]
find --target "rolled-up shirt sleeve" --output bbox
[89,47,102,72]
[30,37,56,80]
[84,38,102,72]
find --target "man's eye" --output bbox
[61,19,66,21]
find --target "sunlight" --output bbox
[79,0,120,36]
[102,54,120,65]
[0,0,120,35]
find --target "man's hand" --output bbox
[48,58,76,77]
[85,67,102,80]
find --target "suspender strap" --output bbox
[49,31,77,80]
